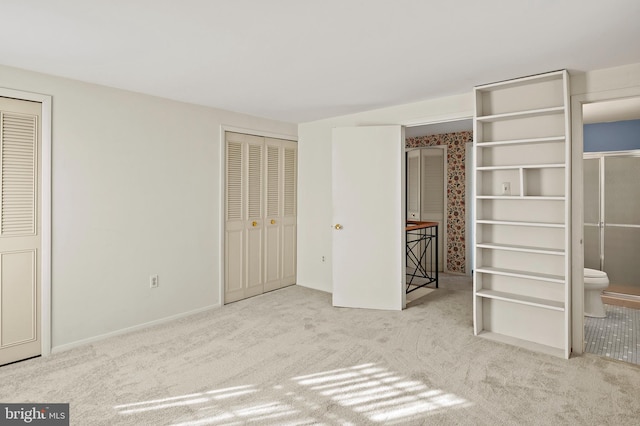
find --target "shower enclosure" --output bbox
[584,151,640,298]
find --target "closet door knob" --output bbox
[271,219,276,225]
[334,224,343,230]
[252,221,257,227]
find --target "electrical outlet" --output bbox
[501,182,511,195]
[322,256,325,263]
[150,274,159,288]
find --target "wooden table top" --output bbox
[405,220,438,231]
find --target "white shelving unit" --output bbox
[473,70,571,358]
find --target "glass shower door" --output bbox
[583,158,601,270]
[603,155,640,295]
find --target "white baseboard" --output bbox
[51,303,221,354]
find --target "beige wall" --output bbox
[0,64,296,350]
[297,63,640,295]
[4,59,638,349]
[297,94,473,293]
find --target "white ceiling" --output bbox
[1,0,639,124]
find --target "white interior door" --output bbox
[0,97,41,365]
[420,147,445,271]
[332,126,404,310]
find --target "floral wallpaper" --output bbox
[406,131,472,274]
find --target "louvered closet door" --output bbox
[0,97,41,365]
[406,150,420,220]
[280,140,297,287]
[224,132,265,303]
[225,136,244,303]
[420,148,445,271]
[263,140,281,291]
[225,133,296,303]
[245,139,265,298]
[264,138,297,292]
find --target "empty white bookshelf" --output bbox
[473,70,571,358]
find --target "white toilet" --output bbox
[584,268,609,318]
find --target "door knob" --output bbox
[334,224,343,230]
[252,221,257,227]
[271,219,276,225]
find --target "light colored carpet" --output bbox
[405,286,435,306]
[1,274,640,425]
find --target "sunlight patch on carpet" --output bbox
[293,363,473,423]
[114,364,472,424]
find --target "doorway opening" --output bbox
[404,120,473,304]
[581,96,640,365]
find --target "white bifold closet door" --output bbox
[0,97,41,366]
[225,132,296,304]
[406,147,445,271]
[406,149,420,220]
[264,137,297,292]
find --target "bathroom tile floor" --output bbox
[585,304,640,365]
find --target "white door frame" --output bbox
[570,86,640,354]
[218,125,297,306]
[0,87,52,357]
